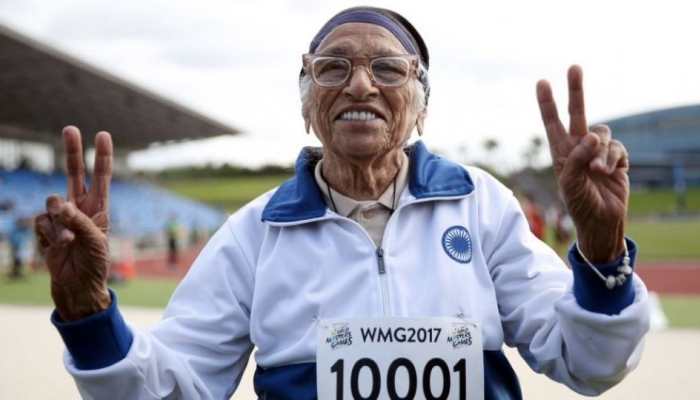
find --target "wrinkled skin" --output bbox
[34,126,112,321]
[304,23,425,200]
[537,66,629,262]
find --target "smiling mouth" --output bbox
[336,111,382,122]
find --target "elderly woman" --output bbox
[38,6,649,400]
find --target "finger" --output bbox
[63,126,86,201]
[91,210,110,234]
[46,194,66,219]
[562,133,599,179]
[588,125,611,173]
[36,210,74,248]
[590,124,611,142]
[45,195,73,245]
[57,201,102,238]
[567,65,588,138]
[536,80,566,146]
[606,139,629,173]
[34,213,56,248]
[91,131,113,212]
[57,227,76,246]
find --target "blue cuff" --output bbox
[51,289,133,370]
[569,238,637,315]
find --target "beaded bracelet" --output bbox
[575,241,632,289]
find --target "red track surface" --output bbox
[132,245,205,280]
[133,247,700,295]
[635,262,700,295]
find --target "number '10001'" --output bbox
[330,358,467,400]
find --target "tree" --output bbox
[483,138,499,154]
[481,138,500,170]
[523,135,544,168]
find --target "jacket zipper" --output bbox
[372,195,476,317]
[376,247,390,316]
[274,193,474,318]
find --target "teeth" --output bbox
[340,111,378,121]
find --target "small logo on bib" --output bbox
[326,323,353,349]
[442,225,472,264]
[447,323,473,348]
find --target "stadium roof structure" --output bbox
[0,23,240,151]
[599,104,700,187]
[600,104,700,166]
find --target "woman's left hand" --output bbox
[536,65,629,263]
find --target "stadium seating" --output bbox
[0,169,226,238]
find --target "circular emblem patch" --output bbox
[442,225,472,264]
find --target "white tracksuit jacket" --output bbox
[52,141,650,399]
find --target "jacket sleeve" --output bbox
[52,217,256,400]
[483,191,650,396]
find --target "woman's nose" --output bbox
[343,66,379,100]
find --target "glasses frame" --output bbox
[302,53,420,88]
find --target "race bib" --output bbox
[317,317,483,400]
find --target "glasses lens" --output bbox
[313,58,350,86]
[371,58,410,86]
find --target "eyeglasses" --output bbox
[303,54,419,88]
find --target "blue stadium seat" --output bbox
[0,170,227,238]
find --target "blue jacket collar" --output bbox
[261,140,474,222]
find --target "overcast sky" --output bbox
[1,0,698,171]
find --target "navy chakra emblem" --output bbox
[442,226,472,264]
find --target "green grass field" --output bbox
[545,218,700,262]
[161,175,291,212]
[626,219,700,261]
[2,272,698,328]
[0,272,178,309]
[629,188,700,217]
[659,296,700,328]
[162,177,700,261]
[162,177,700,217]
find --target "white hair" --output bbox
[299,73,427,118]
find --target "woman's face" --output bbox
[306,23,422,161]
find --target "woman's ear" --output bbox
[416,109,427,136]
[302,101,312,134]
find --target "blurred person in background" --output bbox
[189,221,204,246]
[35,6,649,399]
[672,161,687,212]
[520,192,546,240]
[8,215,32,278]
[164,213,181,270]
[552,205,575,256]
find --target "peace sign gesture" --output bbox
[536,66,628,263]
[34,126,113,321]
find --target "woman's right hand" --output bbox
[34,126,113,321]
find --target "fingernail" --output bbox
[59,229,75,245]
[48,200,60,215]
[583,135,595,148]
[61,202,76,219]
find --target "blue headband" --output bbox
[305,8,431,106]
[309,10,419,57]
